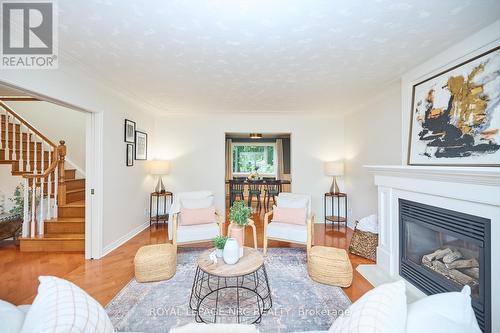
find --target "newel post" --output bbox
[57,140,67,206]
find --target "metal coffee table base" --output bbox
[189,265,272,324]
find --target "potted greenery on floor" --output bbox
[213,235,228,257]
[229,200,251,256]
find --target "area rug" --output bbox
[106,248,351,333]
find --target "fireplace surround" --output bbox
[363,165,500,332]
[399,199,491,332]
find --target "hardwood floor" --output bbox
[0,209,374,306]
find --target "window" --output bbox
[232,142,276,176]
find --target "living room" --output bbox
[0,1,499,333]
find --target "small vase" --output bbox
[223,238,239,265]
[216,248,223,258]
[229,224,245,258]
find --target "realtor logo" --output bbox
[1,1,58,68]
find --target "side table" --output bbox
[150,191,173,227]
[324,192,347,230]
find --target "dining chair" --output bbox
[229,178,245,207]
[264,179,280,210]
[247,180,262,211]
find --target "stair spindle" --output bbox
[6,113,10,160]
[22,178,29,237]
[26,129,30,172]
[31,179,36,237]
[0,108,4,150]
[33,136,37,174]
[54,166,58,218]
[40,158,45,233]
[12,117,17,161]
[47,150,52,219]
[19,123,24,172]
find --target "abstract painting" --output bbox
[408,46,500,166]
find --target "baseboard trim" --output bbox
[101,221,149,258]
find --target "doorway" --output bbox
[0,82,102,259]
[224,132,292,215]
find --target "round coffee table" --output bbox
[189,247,272,324]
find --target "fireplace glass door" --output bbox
[403,220,480,298]
[399,199,490,332]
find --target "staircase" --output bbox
[0,100,85,252]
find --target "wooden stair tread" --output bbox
[66,188,85,194]
[20,233,84,240]
[45,217,84,223]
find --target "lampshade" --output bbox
[149,160,170,175]
[324,161,344,176]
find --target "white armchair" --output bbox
[168,191,223,247]
[263,193,315,255]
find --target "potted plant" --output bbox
[229,200,251,256]
[212,235,228,257]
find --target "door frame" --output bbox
[85,112,104,259]
[0,80,104,259]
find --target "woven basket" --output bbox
[134,243,176,282]
[348,221,378,261]
[308,246,353,287]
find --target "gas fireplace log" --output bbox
[424,260,479,287]
[445,259,479,270]
[422,248,452,263]
[462,267,480,280]
[442,250,463,264]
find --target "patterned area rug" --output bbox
[106,248,351,333]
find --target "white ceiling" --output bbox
[58,0,500,114]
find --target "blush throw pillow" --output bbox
[180,207,216,225]
[21,276,114,333]
[272,205,307,225]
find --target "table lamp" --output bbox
[324,161,344,194]
[150,160,170,193]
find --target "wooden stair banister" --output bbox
[1,100,85,252]
[0,100,57,148]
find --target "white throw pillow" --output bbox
[277,195,309,211]
[0,300,26,333]
[181,197,214,209]
[329,280,407,333]
[21,276,114,333]
[406,285,481,333]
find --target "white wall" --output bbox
[0,165,23,214]
[5,101,86,173]
[0,64,155,258]
[344,81,402,226]
[153,113,344,221]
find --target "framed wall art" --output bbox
[135,131,148,160]
[124,119,136,143]
[408,46,500,166]
[126,144,134,166]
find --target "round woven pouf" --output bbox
[308,246,353,287]
[134,243,176,282]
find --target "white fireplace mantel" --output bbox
[365,165,500,187]
[360,164,499,332]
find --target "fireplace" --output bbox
[399,199,491,332]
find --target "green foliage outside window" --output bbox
[232,145,275,174]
